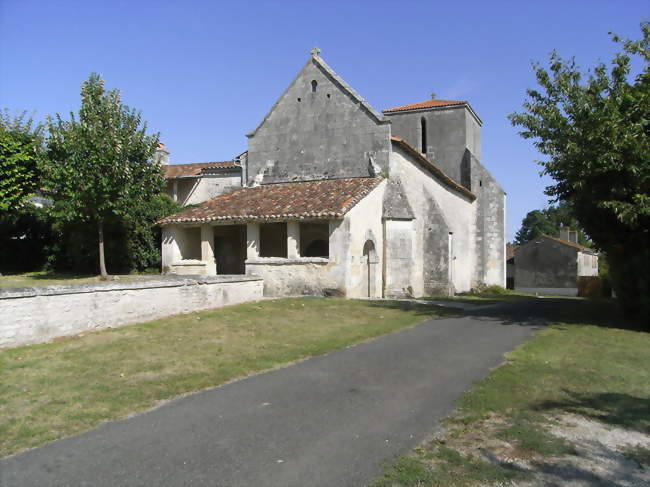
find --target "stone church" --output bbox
[159,48,506,298]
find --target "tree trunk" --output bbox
[98,220,108,279]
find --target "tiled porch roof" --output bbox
[159,177,383,225]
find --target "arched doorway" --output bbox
[363,240,378,298]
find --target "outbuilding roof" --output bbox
[159,177,383,225]
[506,243,519,261]
[164,162,239,179]
[541,235,596,253]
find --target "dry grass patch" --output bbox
[0,297,450,457]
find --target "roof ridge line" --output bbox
[390,136,476,201]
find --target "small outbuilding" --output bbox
[514,228,598,296]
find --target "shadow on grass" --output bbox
[29,273,94,280]
[367,296,644,332]
[461,297,639,331]
[367,297,548,329]
[532,390,650,434]
[365,300,460,319]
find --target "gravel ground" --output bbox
[517,414,650,486]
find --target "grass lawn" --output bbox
[373,299,650,486]
[0,271,160,289]
[0,297,451,457]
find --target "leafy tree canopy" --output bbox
[514,203,590,246]
[44,73,165,277]
[0,110,44,212]
[509,23,649,322]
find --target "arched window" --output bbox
[421,117,427,154]
[311,80,318,93]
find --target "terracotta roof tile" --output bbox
[164,162,239,179]
[159,177,383,225]
[541,235,596,253]
[384,99,466,113]
[390,136,476,201]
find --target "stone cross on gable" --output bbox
[310,47,321,57]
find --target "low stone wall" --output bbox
[0,275,263,349]
[246,258,342,297]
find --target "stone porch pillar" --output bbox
[201,224,216,275]
[287,221,300,259]
[161,225,177,274]
[246,223,260,261]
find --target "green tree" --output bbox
[45,74,164,278]
[514,203,590,245]
[47,193,181,274]
[509,23,649,323]
[0,110,44,212]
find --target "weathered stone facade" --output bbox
[246,55,391,185]
[159,50,506,298]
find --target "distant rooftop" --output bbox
[164,162,239,179]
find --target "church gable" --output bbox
[246,49,391,185]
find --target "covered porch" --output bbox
[158,177,386,297]
[161,220,332,278]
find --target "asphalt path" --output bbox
[1,298,559,487]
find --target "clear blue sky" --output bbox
[1,1,646,240]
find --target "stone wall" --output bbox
[384,220,415,297]
[467,152,506,287]
[389,145,476,294]
[515,237,578,291]
[246,258,339,296]
[0,276,263,349]
[164,172,242,206]
[577,251,599,277]
[340,181,386,298]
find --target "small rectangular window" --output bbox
[259,223,287,257]
[299,222,329,257]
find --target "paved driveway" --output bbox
[1,300,548,487]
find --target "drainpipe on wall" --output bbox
[381,219,387,298]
